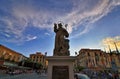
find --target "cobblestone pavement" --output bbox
[0,72,47,79]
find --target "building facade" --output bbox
[0,44,27,63]
[0,44,28,69]
[30,52,47,68]
[75,49,120,71]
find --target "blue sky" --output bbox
[0,0,120,57]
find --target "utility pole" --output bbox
[114,42,119,54]
[108,45,112,53]
[104,48,107,53]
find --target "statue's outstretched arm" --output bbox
[54,23,58,33]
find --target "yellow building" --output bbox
[30,52,47,68]
[0,44,27,63]
[76,49,120,71]
[110,52,120,72]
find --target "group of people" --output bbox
[81,70,119,79]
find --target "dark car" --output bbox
[74,73,90,79]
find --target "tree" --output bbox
[35,62,43,69]
[75,66,85,72]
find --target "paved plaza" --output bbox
[0,72,47,79]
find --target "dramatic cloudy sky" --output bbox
[0,0,120,57]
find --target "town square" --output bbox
[0,0,120,79]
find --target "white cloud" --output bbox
[26,35,37,41]
[0,0,120,43]
[61,0,120,38]
[4,33,10,38]
[45,33,51,36]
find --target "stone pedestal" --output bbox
[45,56,76,79]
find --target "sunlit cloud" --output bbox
[102,36,120,52]
[0,0,120,43]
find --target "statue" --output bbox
[53,22,70,56]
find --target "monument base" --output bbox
[45,56,76,79]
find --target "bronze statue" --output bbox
[53,23,70,56]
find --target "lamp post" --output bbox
[65,24,68,30]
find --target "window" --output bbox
[88,52,90,56]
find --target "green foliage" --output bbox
[24,58,32,63]
[75,66,85,71]
[35,62,43,69]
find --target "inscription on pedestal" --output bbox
[52,66,69,79]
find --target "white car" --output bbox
[74,73,90,79]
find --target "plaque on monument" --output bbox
[52,66,69,79]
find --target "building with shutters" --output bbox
[0,44,27,68]
[30,52,47,68]
[0,44,27,63]
[75,48,120,71]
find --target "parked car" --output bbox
[74,73,90,79]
